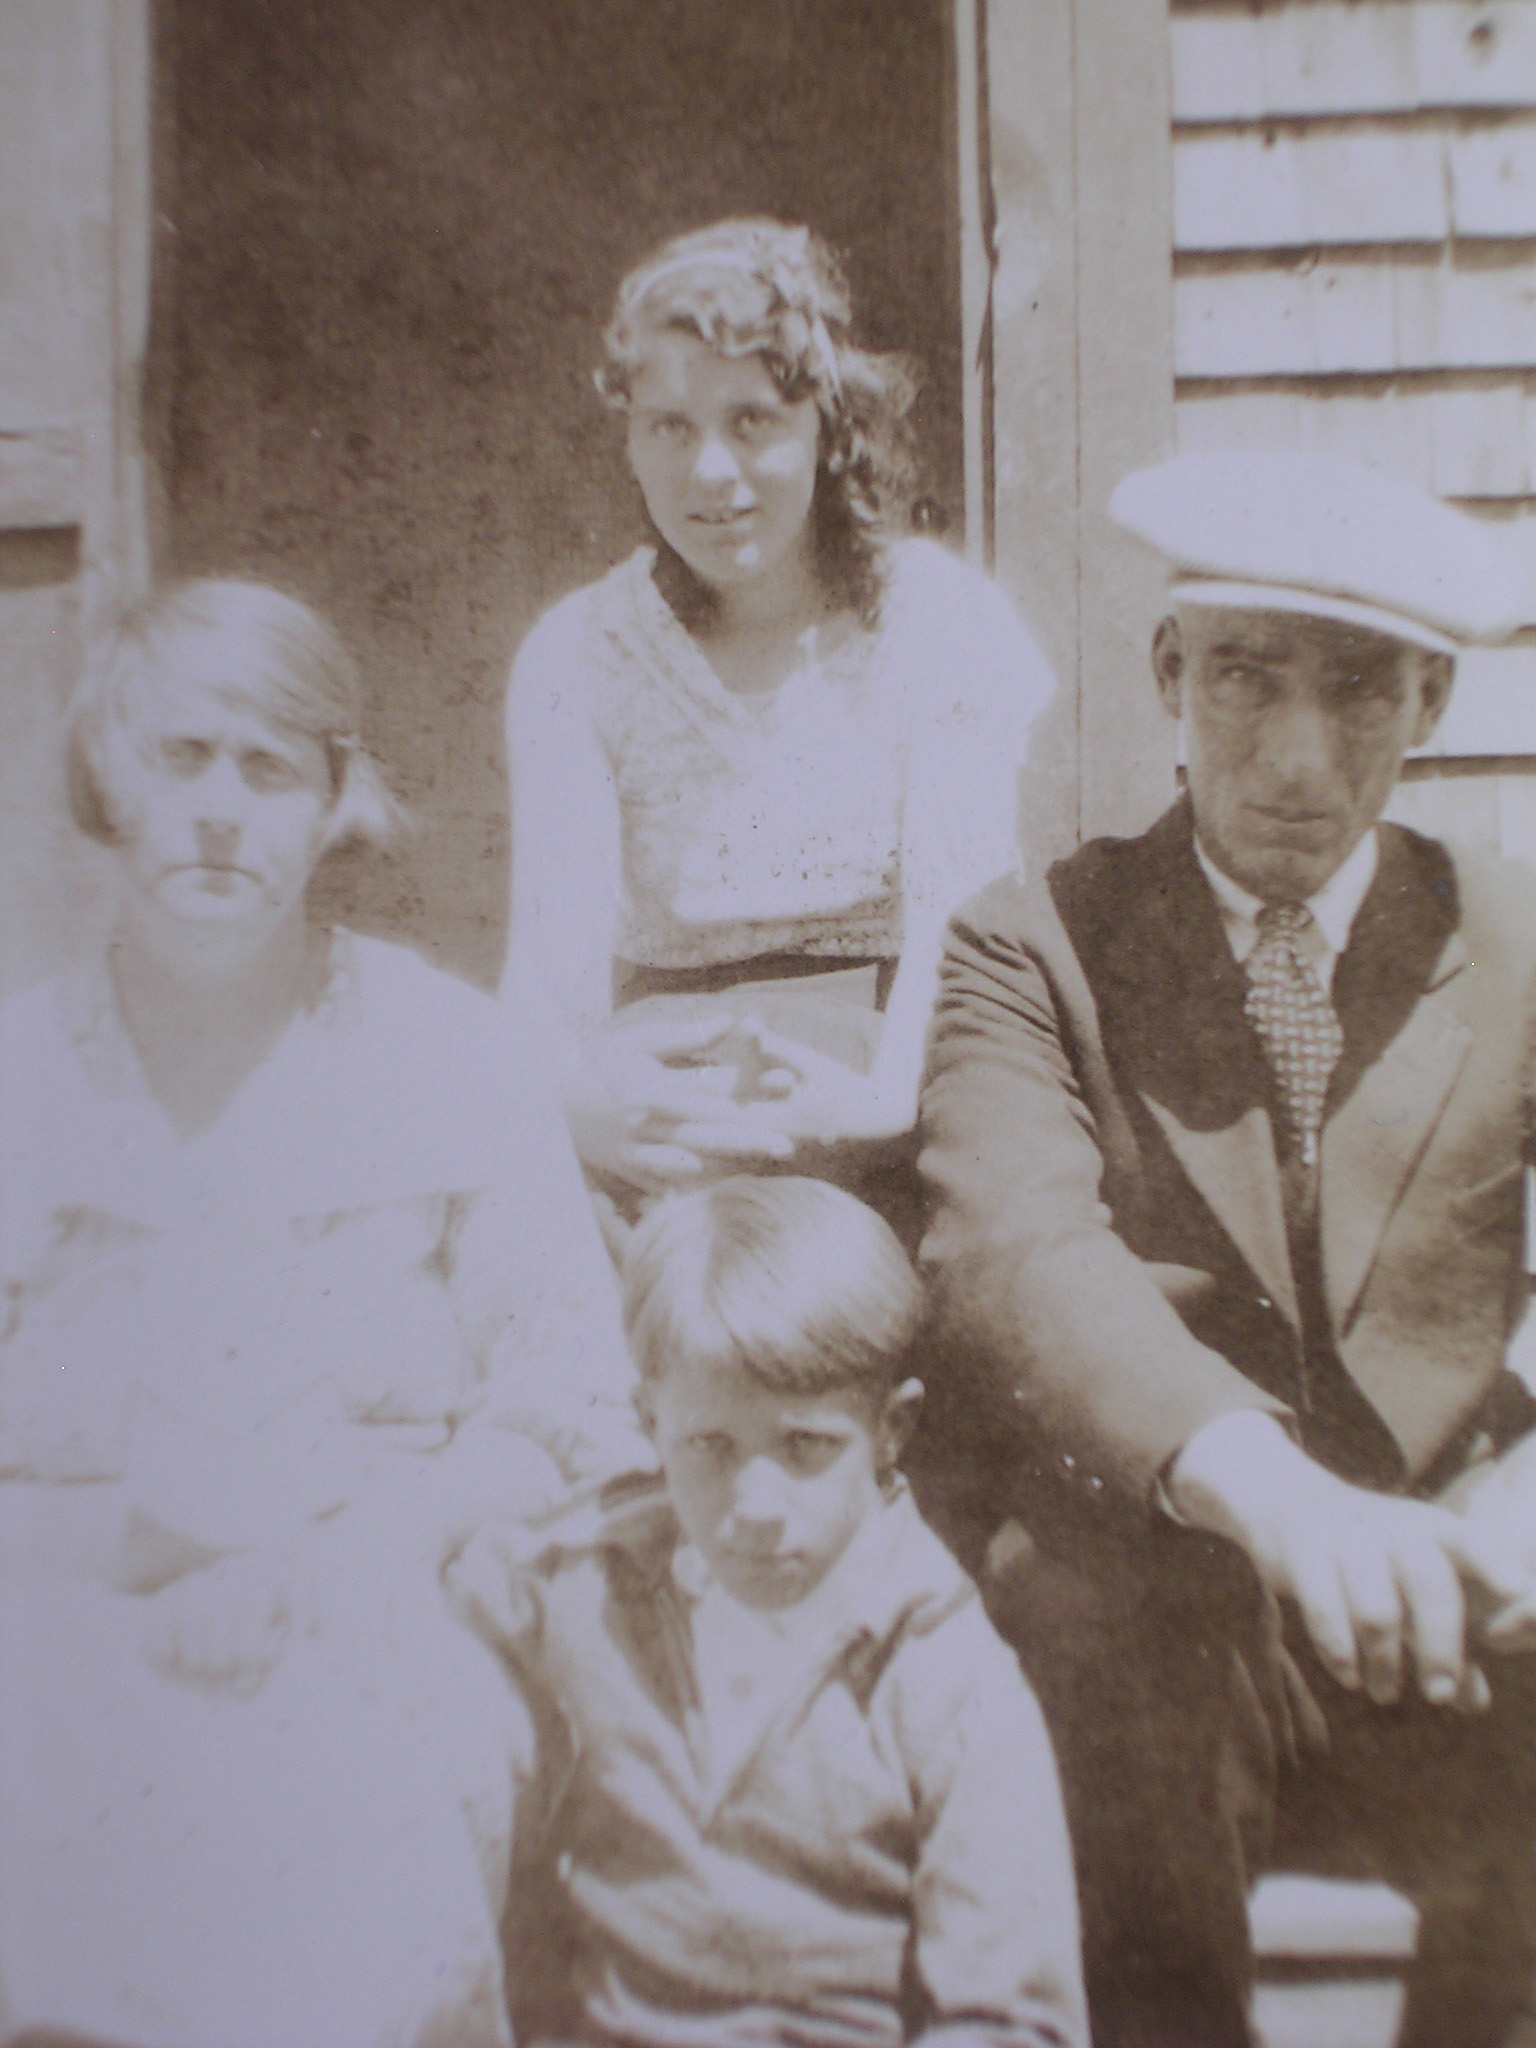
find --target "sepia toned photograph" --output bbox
[3,4,1536,2045]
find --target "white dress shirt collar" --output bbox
[1194,828,1380,990]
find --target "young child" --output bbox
[453,1175,1088,2048]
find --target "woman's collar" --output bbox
[62,922,353,1099]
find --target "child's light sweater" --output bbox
[491,1478,1088,2048]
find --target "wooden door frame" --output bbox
[955,0,1179,860]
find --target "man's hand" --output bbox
[1450,1428,1536,1654]
[1168,1411,1527,1709]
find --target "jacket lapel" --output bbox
[1322,830,1469,1331]
[1086,804,1302,1330]
[1141,1097,1300,1331]
[1064,810,1472,1350]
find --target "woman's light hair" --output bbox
[67,579,403,851]
[598,218,918,628]
[623,1176,923,1400]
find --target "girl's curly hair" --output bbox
[598,219,920,628]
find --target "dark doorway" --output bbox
[151,0,964,983]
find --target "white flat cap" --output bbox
[1110,449,1531,653]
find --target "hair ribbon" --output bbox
[626,245,843,398]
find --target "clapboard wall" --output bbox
[1170,0,1536,859]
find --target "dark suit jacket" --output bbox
[918,801,1536,1526]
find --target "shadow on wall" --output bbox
[153,0,964,986]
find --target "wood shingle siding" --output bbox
[1176,128,1450,250]
[1174,255,1536,377]
[1175,378,1536,497]
[1172,2,1536,122]
[1175,120,1536,250]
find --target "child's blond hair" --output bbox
[623,1176,922,1402]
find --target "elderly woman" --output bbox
[0,581,640,2048]
[504,219,1054,1236]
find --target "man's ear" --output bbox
[1152,614,1185,722]
[1409,651,1455,749]
[877,1377,925,1473]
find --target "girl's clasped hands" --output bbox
[568,1008,905,1196]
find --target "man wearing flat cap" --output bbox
[916,451,1536,2048]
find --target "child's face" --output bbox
[624,329,821,600]
[640,1354,919,1612]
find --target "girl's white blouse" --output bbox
[508,538,1054,1004]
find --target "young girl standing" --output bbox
[504,218,1054,1231]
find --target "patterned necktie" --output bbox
[1242,902,1343,1167]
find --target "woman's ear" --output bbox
[318,744,406,854]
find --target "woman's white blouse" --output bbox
[507,539,1054,1017]
[0,929,633,1546]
